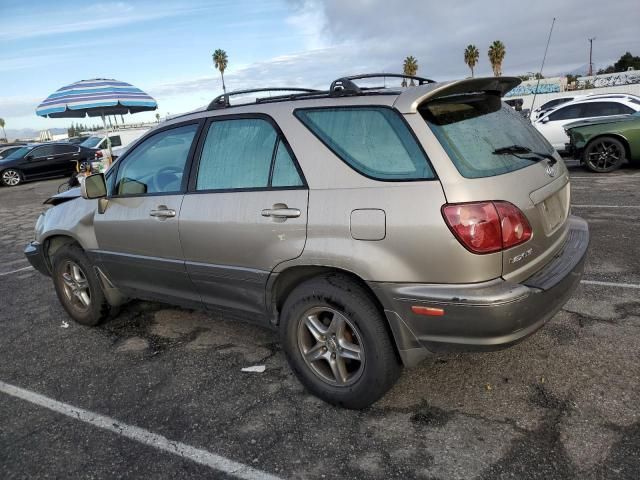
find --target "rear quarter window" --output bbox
[295,107,434,181]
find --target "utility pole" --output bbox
[588,37,595,76]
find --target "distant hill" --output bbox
[4,127,67,141]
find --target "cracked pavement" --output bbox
[0,166,639,479]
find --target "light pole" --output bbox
[588,37,596,76]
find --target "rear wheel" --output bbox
[280,273,401,409]
[583,137,626,173]
[1,169,23,186]
[52,245,111,326]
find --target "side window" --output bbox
[582,102,634,117]
[31,146,55,158]
[54,145,78,155]
[548,104,582,121]
[109,135,122,147]
[271,141,303,187]
[295,107,434,180]
[196,118,277,190]
[114,124,197,195]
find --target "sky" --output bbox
[1,0,639,135]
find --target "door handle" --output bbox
[261,207,301,218]
[149,206,176,218]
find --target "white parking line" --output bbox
[581,280,640,290]
[572,205,640,209]
[0,381,282,480]
[0,266,33,276]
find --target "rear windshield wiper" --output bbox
[492,145,557,165]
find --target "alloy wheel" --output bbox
[61,260,91,311]
[587,140,623,171]
[2,170,21,186]
[297,307,365,386]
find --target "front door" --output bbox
[24,145,56,178]
[179,117,308,316]
[93,122,202,305]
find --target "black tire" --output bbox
[280,273,401,409]
[583,136,626,173]
[1,168,23,187]
[51,245,111,326]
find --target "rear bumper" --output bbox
[24,241,50,276]
[369,216,589,367]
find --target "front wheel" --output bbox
[1,169,23,186]
[583,137,626,173]
[52,245,112,326]
[280,273,401,409]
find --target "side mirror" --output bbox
[81,173,107,199]
[541,116,550,124]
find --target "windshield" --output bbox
[1,146,32,160]
[80,136,103,148]
[420,94,554,179]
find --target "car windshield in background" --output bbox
[80,136,103,148]
[420,94,554,179]
[1,146,32,160]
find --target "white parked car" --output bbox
[533,96,640,152]
[79,128,149,160]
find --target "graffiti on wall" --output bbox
[504,80,562,97]
[576,71,640,89]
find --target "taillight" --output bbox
[95,150,103,159]
[442,201,532,254]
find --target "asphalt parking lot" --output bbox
[1,166,639,480]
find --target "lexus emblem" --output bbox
[545,163,558,178]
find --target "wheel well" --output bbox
[43,235,82,271]
[585,134,631,161]
[271,265,403,363]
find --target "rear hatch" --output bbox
[397,78,571,282]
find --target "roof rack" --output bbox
[329,73,435,96]
[204,73,437,110]
[207,88,320,110]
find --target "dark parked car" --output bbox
[66,135,92,145]
[0,143,97,186]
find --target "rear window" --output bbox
[421,94,554,179]
[80,136,103,148]
[295,107,434,181]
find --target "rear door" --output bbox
[415,89,571,282]
[179,115,308,315]
[93,122,202,305]
[52,144,81,175]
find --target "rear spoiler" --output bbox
[393,77,521,114]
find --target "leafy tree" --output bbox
[597,52,640,75]
[402,56,419,86]
[0,117,6,141]
[464,45,479,77]
[213,49,229,93]
[488,40,506,76]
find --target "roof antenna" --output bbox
[529,17,556,119]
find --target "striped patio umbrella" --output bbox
[36,78,157,118]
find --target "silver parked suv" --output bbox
[25,74,589,408]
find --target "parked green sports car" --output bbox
[565,111,640,173]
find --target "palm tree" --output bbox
[0,118,6,141]
[403,56,419,86]
[213,49,228,93]
[488,41,506,76]
[464,45,480,77]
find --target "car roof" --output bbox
[161,74,521,128]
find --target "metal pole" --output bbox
[529,17,556,119]
[588,38,595,76]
